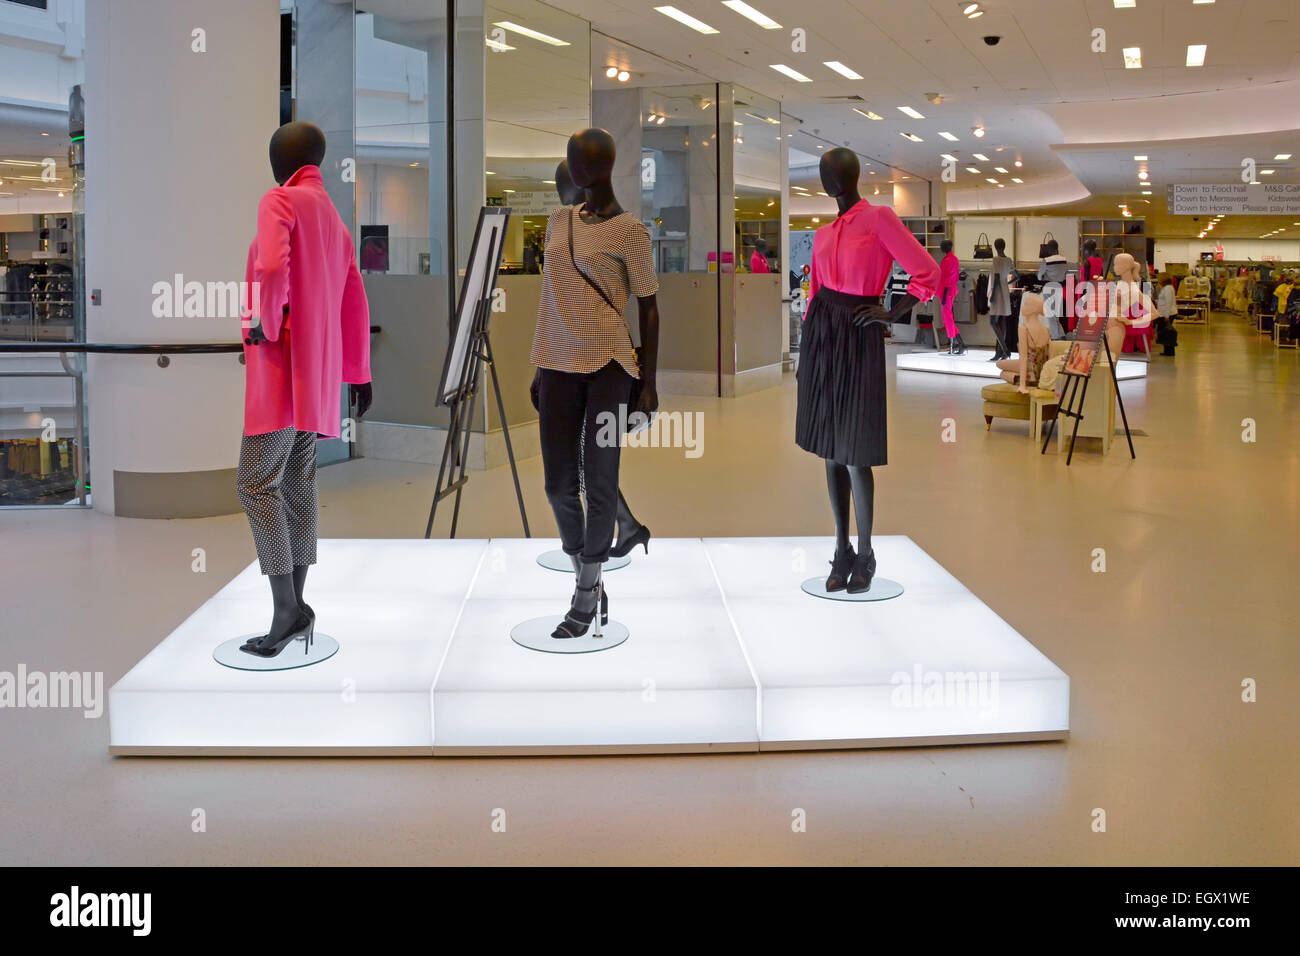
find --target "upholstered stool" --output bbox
[982,381,1058,435]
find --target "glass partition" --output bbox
[731,86,782,275]
[639,83,718,274]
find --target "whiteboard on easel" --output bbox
[438,206,512,405]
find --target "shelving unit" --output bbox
[1080,217,1146,263]
[901,216,949,262]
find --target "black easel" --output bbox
[1041,335,1136,465]
[424,225,530,539]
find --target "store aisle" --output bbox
[0,316,1296,865]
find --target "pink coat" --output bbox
[241,165,371,438]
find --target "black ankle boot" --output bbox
[825,544,856,592]
[846,549,877,594]
[553,559,609,639]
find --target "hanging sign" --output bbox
[1168,183,1300,215]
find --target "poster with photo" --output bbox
[1064,289,1110,377]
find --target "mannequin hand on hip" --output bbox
[529,369,541,411]
[635,380,659,418]
[244,323,268,346]
[349,382,373,419]
[852,303,894,327]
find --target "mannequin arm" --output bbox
[855,293,919,327]
[635,293,660,415]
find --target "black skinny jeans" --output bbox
[538,360,634,563]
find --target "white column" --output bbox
[84,0,279,516]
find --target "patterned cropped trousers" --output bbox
[236,427,318,576]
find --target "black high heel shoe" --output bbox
[241,610,314,658]
[242,602,314,652]
[552,581,609,639]
[825,544,856,592]
[846,549,877,594]
[610,524,651,558]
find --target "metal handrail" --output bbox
[0,327,381,509]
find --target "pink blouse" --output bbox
[808,199,940,304]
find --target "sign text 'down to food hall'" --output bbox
[1168,183,1300,216]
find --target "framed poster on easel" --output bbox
[1042,301,1136,465]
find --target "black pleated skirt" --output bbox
[795,288,887,468]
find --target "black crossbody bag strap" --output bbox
[569,207,621,314]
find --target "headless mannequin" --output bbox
[816,148,912,592]
[241,121,373,655]
[542,159,651,558]
[987,237,1013,360]
[539,130,661,637]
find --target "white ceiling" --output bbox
[552,0,1300,229]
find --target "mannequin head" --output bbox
[1114,252,1140,283]
[1020,291,1047,326]
[269,121,326,185]
[1083,239,1097,256]
[554,159,584,205]
[940,239,953,255]
[566,128,616,189]
[754,239,768,256]
[819,148,860,199]
[994,237,1006,254]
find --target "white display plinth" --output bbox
[896,348,1147,381]
[109,536,1069,755]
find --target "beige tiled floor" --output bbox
[1,316,1296,864]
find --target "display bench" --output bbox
[109,537,1070,756]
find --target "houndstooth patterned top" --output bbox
[530,206,659,378]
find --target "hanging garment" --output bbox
[974,273,989,315]
[243,165,372,439]
[988,253,1014,317]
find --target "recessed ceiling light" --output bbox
[967,8,984,18]
[1192,1,1214,4]
[617,70,630,82]
[965,167,980,173]
[605,66,619,78]
[486,37,516,51]
[409,163,420,167]
[898,106,925,119]
[1186,44,1206,68]
[1011,178,1023,183]
[972,126,985,137]
[811,217,820,223]
[972,153,989,161]
[1138,170,1148,180]
[1123,47,1142,69]
[986,178,998,184]
[996,184,1004,188]
[851,107,883,121]
[502,188,515,193]
[1261,169,1275,175]
[485,170,496,175]
[900,132,923,142]
[1014,160,1023,167]
[994,166,1008,173]
[962,3,980,14]
[1133,155,1148,161]
[493,21,569,45]
[722,1,781,29]
[824,61,862,80]
[770,64,812,81]
[1274,154,1292,160]
[1113,0,1135,8]
[40,132,49,137]
[940,153,958,162]
[542,179,556,184]
[654,6,719,33]
[938,131,959,141]
[1141,190,1151,195]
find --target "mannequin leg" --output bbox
[825,459,852,553]
[579,361,632,563]
[538,368,588,556]
[283,430,318,614]
[990,315,1009,360]
[846,465,875,557]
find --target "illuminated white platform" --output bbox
[895,348,1147,381]
[109,537,1069,756]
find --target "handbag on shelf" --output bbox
[1038,231,1056,258]
[973,232,993,259]
[568,208,651,435]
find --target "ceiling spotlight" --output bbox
[811,217,820,223]
[656,115,666,125]
[1138,170,1148,180]
[1014,160,1023,167]
[972,126,985,138]
[874,186,880,195]
[986,178,998,184]
[618,70,630,82]
[1141,190,1151,195]
[1134,155,1148,161]
[605,66,619,78]
[962,3,980,14]
[994,166,1008,173]
[1261,169,1275,175]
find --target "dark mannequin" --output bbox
[939,238,967,355]
[537,130,661,637]
[814,147,902,593]
[988,237,1013,361]
[240,121,372,657]
[536,159,651,559]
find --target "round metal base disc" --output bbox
[213,633,340,671]
[536,549,631,572]
[510,616,630,653]
[800,577,904,602]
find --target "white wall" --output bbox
[951,216,1016,260]
[1153,238,1300,269]
[85,0,279,514]
[1015,217,1079,265]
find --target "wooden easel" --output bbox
[1041,335,1136,465]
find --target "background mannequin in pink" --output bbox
[938,239,966,354]
[236,122,372,658]
[796,148,938,594]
